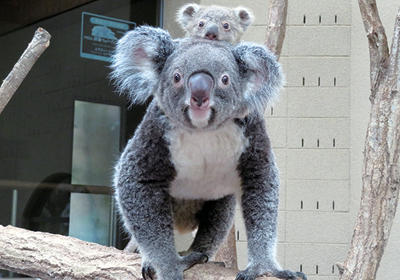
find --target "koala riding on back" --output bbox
[177,3,253,44]
[111,26,306,280]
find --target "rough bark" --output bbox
[0,225,288,280]
[215,223,238,270]
[337,2,400,280]
[0,27,50,114]
[357,0,390,97]
[264,0,288,60]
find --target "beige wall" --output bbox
[164,1,400,279]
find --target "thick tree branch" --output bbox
[264,0,288,60]
[0,27,50,114]
[338,4,400,280]
[0,225,289,280]
[358,0,390,99]
[0,225,142,279]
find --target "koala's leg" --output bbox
[235,117,306,280]
[237,169,306,280]
[117,184,207,280]
[187,194,236,259]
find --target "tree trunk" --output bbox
[0,28,50,114]
[264,0,288,60]
[338,2,400,279]
[0,225,293,280]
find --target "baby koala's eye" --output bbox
[223,23,229,30]
[221,75,229,85]
[174,73,181,83]
[198,21,205,28]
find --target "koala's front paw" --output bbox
[142,252,208,280]
[273,270,307,280]
[236,266,307,280]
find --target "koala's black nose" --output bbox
[188,73,213,108]
[205,24,218,40]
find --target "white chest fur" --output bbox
[168,121,248,200]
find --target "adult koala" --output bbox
[111,26,305,280]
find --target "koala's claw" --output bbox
[141,265,155,280]
[294,271,307,280]
[235,274,253,280]
[235,273,254,280]
[274,270,307,280]
[209,261,226,267]
[181,252,209,269]
[140,253,207,280]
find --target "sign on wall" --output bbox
[80,12,136,62]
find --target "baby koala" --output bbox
[177,3,254,44]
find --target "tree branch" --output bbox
[338,4,400,280]
[0,225,290,280]
[0,27,50,114]
[264,0,288,60]
[215,223,238,270]
[386,7,400,92]
[357,0,390,98]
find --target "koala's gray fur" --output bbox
[177,3,253,44]
[111,26,306,280]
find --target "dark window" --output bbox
[0,0,160,277]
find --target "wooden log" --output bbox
[0,225,291,280]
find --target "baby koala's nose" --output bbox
[205,24,219,40]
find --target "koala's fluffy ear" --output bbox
[110,26,176,104]
[234,43,284,114]
[176,3,200,29]
[234,7,254,32]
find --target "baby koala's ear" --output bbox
[233,42,284,114]
[110,26,176,104]
[176,3,201,29]
[234,6,254,32]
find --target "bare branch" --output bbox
[387,7,400,92]
[0,225,290,280]
[338,4,400,280]
[358,0,390,97]
[0,27,50,114]
[215,224,238,270]
[264,0,288,60]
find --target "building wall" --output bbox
[164,1,400,279]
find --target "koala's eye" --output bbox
[174,73,181,83]
[221,75,229,85]
[198,21,205,28]
[223,23,229,30]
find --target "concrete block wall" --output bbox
[268,1,351,278]
[164,1,400,279]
